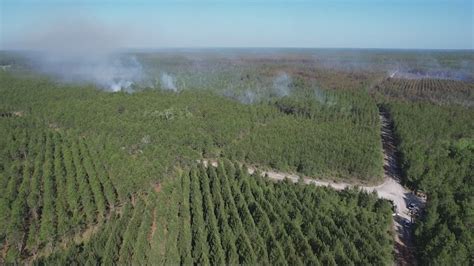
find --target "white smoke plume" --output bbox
[13,17,145,91]
[160,72,177,91]
[239,89,258,104]
[387,66,474,81]
[387,56,474,81]
[272,72,292,97]
[222,87,260,104]
[314,88,335,106]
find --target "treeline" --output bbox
[0,119,119,262]
[33,160,394,265]
[387,102,473,264]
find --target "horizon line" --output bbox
[2,47,473,52]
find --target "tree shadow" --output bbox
[393,214,416,265]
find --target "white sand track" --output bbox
[202,159,420,221]
[200,107,425,265]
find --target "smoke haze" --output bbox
[14,17,145,91]
[160,72,177,92]
[272,72,291,97]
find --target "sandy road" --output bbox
[247,167,416,220]
[204,158,422,265]
[202,159,421,222]
[201,107,424,265]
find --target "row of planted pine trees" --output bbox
[31,159,393,265]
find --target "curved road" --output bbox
[201,107,424,265]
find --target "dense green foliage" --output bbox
[232,90,382,179]
[0,71,383,187]
[34,192,156,265]
[388,102,473,264]
[0,70,390,264]
[1,49,473,265]
[0,120,119,262]
[33,161,394,265]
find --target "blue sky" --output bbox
[1,0,473,49]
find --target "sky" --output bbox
[1,0,473,50]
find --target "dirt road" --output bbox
[379,106,423,265]
[200,107,424,265]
